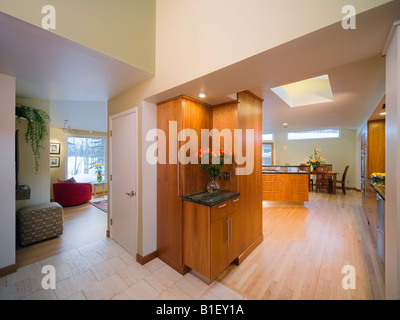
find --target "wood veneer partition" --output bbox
[157,96,212,273]
[157,91,263,274]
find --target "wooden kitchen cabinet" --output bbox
[157,91,263,276]
[183,196,241,281]
[157,96,212,274]
[262,173,309,202]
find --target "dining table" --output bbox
[309,170,340,194]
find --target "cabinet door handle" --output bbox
[232,199,240,203]
[226,219,230,244]
[229,218,232,245]
[177,163,180,196]
[218,204,227,209]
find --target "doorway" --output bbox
[109,108,138,257]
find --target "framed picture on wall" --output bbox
[50,157,60,167]
[50,143,60,154]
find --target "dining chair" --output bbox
[315,165,331,193]
[299,164,313,191]
[335,165,349,195]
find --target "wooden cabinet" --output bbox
[157,91,263,275]
[183,197,241,280]
[262,173,309,202]
[367,119,385,177]
[157,96,212,274]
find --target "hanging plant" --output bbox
[15,103,50,173]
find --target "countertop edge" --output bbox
[181,190,240,207]
[262,170,310,175]
[367,179,385,200]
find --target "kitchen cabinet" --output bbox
[157,91,263,276]
[157,96,212,274]
[367,119,385,177]
[183,196,241,281]
[262,173,309,202]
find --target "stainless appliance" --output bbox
[376,193,385,263]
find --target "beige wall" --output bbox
[15,98,50,211]
[0,73,15,269]
[0,0,156,73]
[49,127,108,200]
[273,128,357,188]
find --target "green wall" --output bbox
[273,128,357,188]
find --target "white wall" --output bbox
[273,128,357,188]
[15,98,50,211]
[385,23,400,300]
[141,101,157,256]
[0,73,16,269]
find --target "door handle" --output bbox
[226,219,230,244]
[125,191,136,197]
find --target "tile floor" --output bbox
[0,238,245,300]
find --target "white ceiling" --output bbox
[0,11,152,102]
[146,0,400,133]
[50,100,107,132]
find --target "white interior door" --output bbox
[110,109,137,257]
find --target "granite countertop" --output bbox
[368,180,385,200]
[262,170,310,174]
[181,190,240,207]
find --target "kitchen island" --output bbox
[262,168,310,202]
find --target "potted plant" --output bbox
[15,103,50,174]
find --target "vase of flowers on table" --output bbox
[94,163,104,182]
[306,148,326,171]
[196,147,232,193]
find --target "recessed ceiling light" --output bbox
[282,123,288,128]
[380,112,386,116]
[271,75,334,107]
[199,92,207,98]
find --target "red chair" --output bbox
[53,182,92,206]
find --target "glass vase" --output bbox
[207,177,220,193]
[97,172,102,183]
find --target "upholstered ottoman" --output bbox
[17,202,64,246]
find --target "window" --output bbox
[262,134,274,141]
[287,129,341,140]
[67,136,106,181]
[262,143,274,165]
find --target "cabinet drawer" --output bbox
[211,201,229,222]
[228,197,241,212]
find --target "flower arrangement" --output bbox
[93,163,104,182]
[307,148,326,170]
[93,163,104,174]
[196,147,232,192]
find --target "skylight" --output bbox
[271,75,334,107]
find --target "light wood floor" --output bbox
[16,201,107,268]
[15,191,384,300]
[218,190,385,300]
